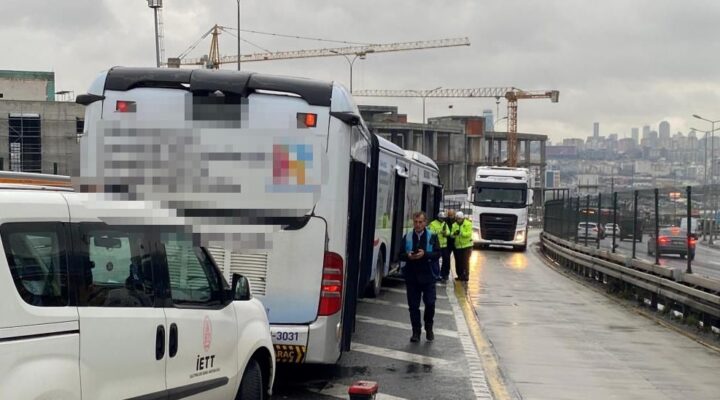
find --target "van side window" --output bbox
[0,223,68,307]
[76,224,155,308]
[161,232,224,306]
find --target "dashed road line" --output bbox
[359,298,454,315]
[447,279,495,400]
[356,314,459,338]
[383,286,449,299]
[307,383,409,400]
[351,343,453,366]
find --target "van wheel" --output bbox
[366,255,384,298]
[237,359,263,400]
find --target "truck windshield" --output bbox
[473,186,526,208]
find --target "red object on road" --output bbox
[348,380,379,399]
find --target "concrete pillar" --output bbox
[524,140,531,166]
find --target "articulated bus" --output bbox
[76,67,441,365]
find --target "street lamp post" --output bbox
[236,0,241,71]
[330,51,370,93]
[693,114,720,244]
[489,116,508,164]
[419,87,442,124]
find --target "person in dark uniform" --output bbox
[445,209,456,274]
[399,211,441,342]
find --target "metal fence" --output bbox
[544,185,720,278]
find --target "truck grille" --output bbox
[480,214,517,241]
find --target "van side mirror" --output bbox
[231,273,251,301]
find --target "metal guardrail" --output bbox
[540,232,720,326]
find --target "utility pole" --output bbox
[236,0,241,71]
[147,0,164,68]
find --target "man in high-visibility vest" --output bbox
[428,211,450,282]
[451,211,473,281]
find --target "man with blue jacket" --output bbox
[399,211,441,342]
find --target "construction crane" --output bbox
[352,88,559,167]
[168,26,470,68]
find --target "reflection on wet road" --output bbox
[467,231,720,400]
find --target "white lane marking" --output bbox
[356,314,459,338]
[351,343,452,366]
[307,383,409,400]
[446,277,494,399]
[359,298,454,315]
[384,286,449,299]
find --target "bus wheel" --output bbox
[366,255,384,298]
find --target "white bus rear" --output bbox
[76,67,440,364]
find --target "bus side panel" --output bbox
[375,150,396,273]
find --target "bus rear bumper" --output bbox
[271,312,342,365]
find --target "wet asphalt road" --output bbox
[271,277,480,399]
[469,231,720,400]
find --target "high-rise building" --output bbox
[631,127,639,144]
[482,109,494,132]
[642,125,651,139]
[659,121,670,140]
[593,122,600,138]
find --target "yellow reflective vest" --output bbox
[428,219,450,248]
[452,219,473,249]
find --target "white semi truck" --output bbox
[467,166,534,252]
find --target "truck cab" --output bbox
[467,167,533,252]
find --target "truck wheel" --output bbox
[365,255,384,298]
[514,245,527,252]
[237,359,264,400]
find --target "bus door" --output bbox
[422,184,443,220]
[389,166,408,263]
[340,123,378,352]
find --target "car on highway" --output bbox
[0,186,275,400]
[605,223,620,237]
[647,227,696,260]
[577,222,600,243]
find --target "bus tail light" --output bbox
[319,252,343,316]
[297,113,317,128]
[116,100,137,113]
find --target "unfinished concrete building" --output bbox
[0,70,84,175]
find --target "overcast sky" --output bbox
[3,0,720,142]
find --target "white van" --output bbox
[0,188,275,399]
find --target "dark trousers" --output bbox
[454,247,470,280]
[406,280,436,332]
[440,247,451,279]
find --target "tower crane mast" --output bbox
[352,88,559,167]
